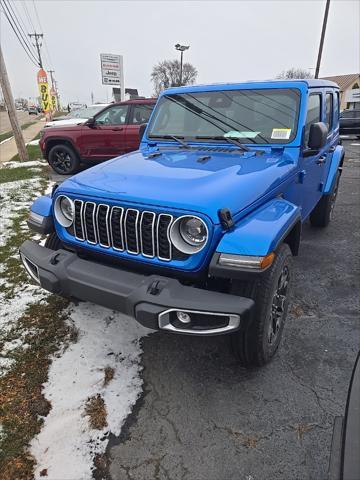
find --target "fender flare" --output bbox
[323,145,345,195]
[44,136,80,159]
[215,198,301,257]
[30,195,53,217]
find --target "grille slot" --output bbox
[74,200,84,240]
[157,214,173,261]
[140,211,156,257]
[84,202,97,244]
[72,200,187,262]
[110,207,124,251]
[96,204,110,247]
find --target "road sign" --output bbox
[100,53,123,86]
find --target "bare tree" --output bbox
[151,60,198,95]
[277,68,314,79]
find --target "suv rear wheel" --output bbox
[230,243,292,367]
[310,170,340,228]
[48,144,80,175]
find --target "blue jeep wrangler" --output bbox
[20,79,344,367]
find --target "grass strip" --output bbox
[0,122,37,144]
[8,144,42,164]
[0,167,41,184]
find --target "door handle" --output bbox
[328,146,336,152]
[316,156,327,165]
[111,127,123,131]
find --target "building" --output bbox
[321,73,360,111]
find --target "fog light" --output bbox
[176,311,191,324]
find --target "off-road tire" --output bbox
[310,170,340,228]
[44,232,63,250]
[48,144,80,175]
[230,243,292,367]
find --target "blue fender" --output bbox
[216,198,301,256]
[30,195,53,217]
[323,145,345,194]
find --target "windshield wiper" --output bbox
[194,136,250,152]
[148,134,189,148]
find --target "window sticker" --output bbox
[224,131,260,139]
[271,128,291,140]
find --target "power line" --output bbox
[31,0,53,69]
[11,0,33,40]
[4,0,38,59]
[1,1,39,67]
[21,0,36,32]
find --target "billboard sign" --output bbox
[100,53,123,86]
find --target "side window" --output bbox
[130,104,154,125]
[333,92,339,128]
[95,105,129,125]
[325,93,333,131]
[304,94,321,146]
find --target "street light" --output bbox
[175,43,190,86]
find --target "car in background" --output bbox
[339,109,360,137]
[28,106,38,115]
[44,104,110,128]
[40,98,156,174]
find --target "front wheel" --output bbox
[48,144,80,175]
[310,170,340,228]
[230,243,292,367]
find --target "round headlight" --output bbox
[179,217,207,246]
[54,195,74,227]
[170,215,208,255]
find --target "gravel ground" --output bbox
[109,138,360,480]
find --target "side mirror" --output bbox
[85,117,96,128]
[139,123,147,141]
[308,122,328,150]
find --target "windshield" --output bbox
[66,106,106,119]
[148,88,300,144]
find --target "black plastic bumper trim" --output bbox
[27,216,54,235]
[19,240,254,335]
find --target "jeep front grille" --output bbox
[73,199,174,261]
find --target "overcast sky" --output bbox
[1,0,359,105]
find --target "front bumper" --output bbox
[19,240,254,336]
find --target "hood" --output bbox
[45,118,88,128]
[59,147,298,223]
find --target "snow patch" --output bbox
[0,176,49,377]
[31,302,150,480]
[3,160,46,169]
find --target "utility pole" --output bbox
[315,0,331,79]
[0,45,28,162]
[48,69,60,110]
[28,33,43,68]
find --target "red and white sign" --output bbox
[100,53,124,92]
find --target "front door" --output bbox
[80,104,130,160]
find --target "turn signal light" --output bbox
[218,252,275,270]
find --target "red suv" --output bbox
[39,98,156,174]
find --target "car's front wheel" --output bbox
[48,144,80,175]
[230,243,292,367]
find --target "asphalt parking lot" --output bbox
[108,138,360,480]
